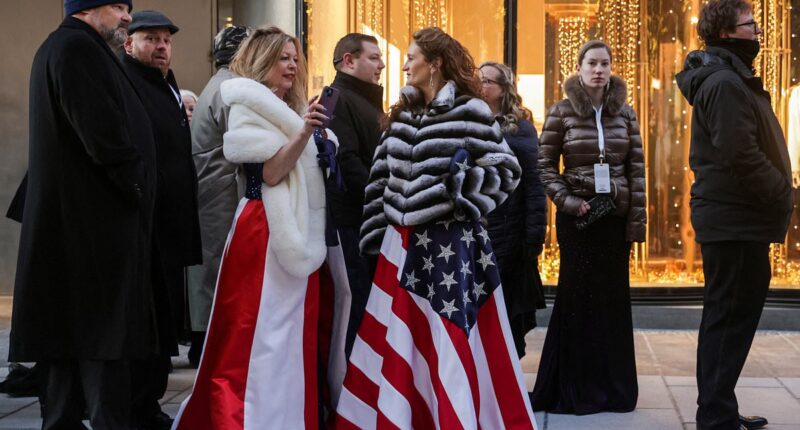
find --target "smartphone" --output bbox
[317,86,340,128]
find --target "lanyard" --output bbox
[593,105,605,163]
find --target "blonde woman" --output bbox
[175,27,341,429]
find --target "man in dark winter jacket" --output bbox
[121,10,202,430]
[12,1,158,428]
[327,33,386,357]
[676,1,793,429]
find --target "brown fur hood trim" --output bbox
[563,74,627,117]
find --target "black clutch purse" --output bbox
[575,194,616,230]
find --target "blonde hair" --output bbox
[479,62,532,135]
[229,26,308,115]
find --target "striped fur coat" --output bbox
[360,81,521,254]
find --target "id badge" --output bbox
[594,163,611,193]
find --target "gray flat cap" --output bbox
[129,10,179,34]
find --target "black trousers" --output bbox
[339,226,376,358]
[130,355,171,424]
[42,360,131,430]
[696,241,771,430]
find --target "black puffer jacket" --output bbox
[487,119,547,257]
[675,46,793,243]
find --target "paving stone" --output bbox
[533,411,546,428]
[734,377,781,388]
[666,385,698,423]
[778,377,800,398]
[0,396,35,415]
[636,376,673,409]
[546,408,682,430]
[645,332,697,376]
[167,389,190,405]
[735,387,800,425]
[668,385,800,426]
[166,368,195,391]
[664,376,696,386]
[524,373,536,392]
[159,390,182,405]
[0,403,41,429]
[161,402,181,418]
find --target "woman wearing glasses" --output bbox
[532,40,645,415]
[479,61,547,359]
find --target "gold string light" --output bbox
[598,0,641,108]
[558,16,589,87]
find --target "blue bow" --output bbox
[314,128,346,246]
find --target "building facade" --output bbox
[1,0,799,296]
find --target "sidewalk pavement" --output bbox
[0,305,798,429]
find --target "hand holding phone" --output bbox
[317,86,340,129]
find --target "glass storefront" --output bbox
[304,0,800,289]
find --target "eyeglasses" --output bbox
[481,78,500,86]
[735,20,761,32]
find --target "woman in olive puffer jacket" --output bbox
[531,40,645,415]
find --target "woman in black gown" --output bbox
[531,40,646,415]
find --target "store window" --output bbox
[304,0,800,290]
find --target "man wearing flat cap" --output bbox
[11,0,157,428]
[121,10,202,430]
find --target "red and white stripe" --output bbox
[336,225,537,430]
[173,198,344,429]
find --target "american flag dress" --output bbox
[174,163,345,429]
[335,218,538,429]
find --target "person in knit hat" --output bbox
[11,0,158,429]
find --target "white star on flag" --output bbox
[463,289,472,304]
[415,230,433,250]
[439,271,458,291]
[477,250,495,270]
[477,227,491,244]
[426,283,435,299]
[460,260,472,277]
[437,243,456,263]
[473,281,487,298]
[455,159,470,172]
[460,228,476,248]
[439,298,459,318]
[405,270,420,288]
[422,256,435,274]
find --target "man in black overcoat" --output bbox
[327,33,386,358]
[10,1,157,428]
[676,1,793,429]
[121,10,202,430]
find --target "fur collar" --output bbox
[563,75,627,117]
[219,77,331,279]
[400,80,458,115]
[221,77,304,139]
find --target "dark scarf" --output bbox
[706,37,760,71]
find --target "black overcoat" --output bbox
[10,17,158,361]
[121,54,202,268]
[328,71,385,227]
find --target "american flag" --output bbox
[335,221,537,429]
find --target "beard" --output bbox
[99,25,128,51]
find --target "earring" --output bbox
[605,80,610,92]
[429,68,436,89]
[579,75,584,88]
